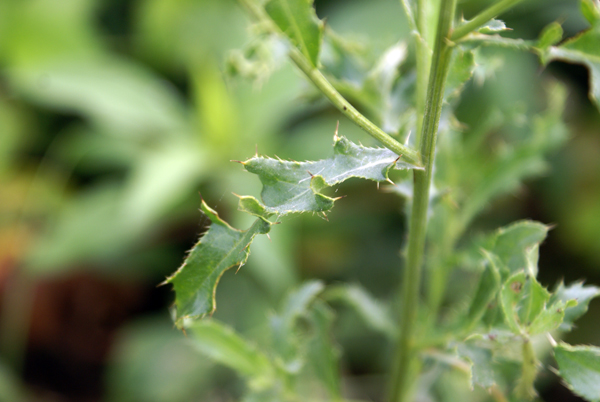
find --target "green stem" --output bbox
[288,50,420,165]
[238,0,421,166]
[515,338,538,400]
[451,0,525,41]
[388,0,457,400]
[415,0,431,149]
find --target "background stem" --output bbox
[388,0,457,400]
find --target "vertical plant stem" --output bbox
[415,0,431,148]
[516,338,538,400]
[388,0,457,401]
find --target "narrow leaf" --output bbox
[306,301,342,400]
[324,284,397,339]
[270,281,325,365]
[243,135,420,215]
[264,0,323,66]
[537,22,563,52]
[187,319,275,390]
[465,255,501,330]
[554,343,600,402]
[166,201,271,323]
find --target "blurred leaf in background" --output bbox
[0,0,599,401]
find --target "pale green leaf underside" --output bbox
[547,26,600,111]
[243,135,420,214]
[478,19,510,34]
[457,341,496,389]
[264,0,323,67]
[555,343,600,402]
[166,201,271,322]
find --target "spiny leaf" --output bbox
[550,282,600,331]
[187,319,275,391]
[242,135,420,215]
[264,0,323,67]
[545,24,600,110]
[166,201,271,323]
[554,342,600,402]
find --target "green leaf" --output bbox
[458,82,568,229]
[242,135,420,215]
[324,284,396,339]
[458,34,535,52]
[166,201,271,323]
[550,282,600,331]
[537,22,563,52]
[500,272,550,334]
[264,0,323,67]
[457,341,497,389]
[270,281,325,365]
[485,221,550,276]
[528,299,571,335]
[478,19,510,34]
[445,47,476,100]
[581,0,600,26]
[546,25,600,110]
[187,319,275,391]
[554,343,600,402]
[226,33,287,84]
[306,301,342,400]
[464,255,501,330]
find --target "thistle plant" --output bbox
[166,0,600,401]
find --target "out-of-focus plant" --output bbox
[165,0,600,401]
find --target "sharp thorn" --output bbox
[333,121,340,141]
[266,233,272,242]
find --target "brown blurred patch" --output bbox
[22,271,145,401]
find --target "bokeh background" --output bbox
[0,0,599,401]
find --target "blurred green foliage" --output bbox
[0,0,599,401]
